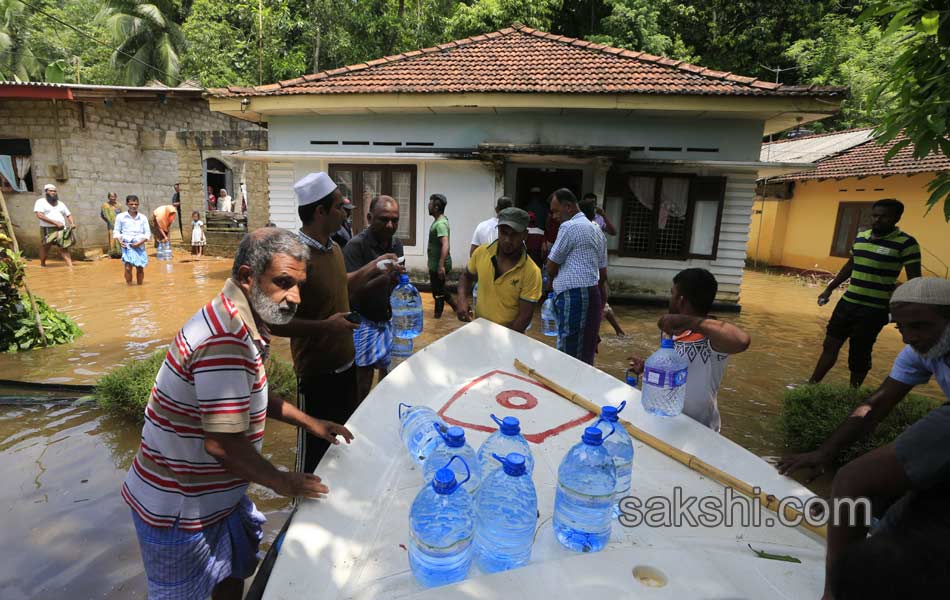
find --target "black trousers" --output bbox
[296,366,359,474]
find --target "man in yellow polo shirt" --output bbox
[456,207,542,332]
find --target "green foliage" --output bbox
[446,0,562,39]
[97,0,186,85]
[0,233,81,352]
[860,0,950,220]
[95,349,298,422]
[785,14,905,129]
[782,383,940,465]
[0,0,42,81]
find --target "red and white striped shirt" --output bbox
[122,279,270,530]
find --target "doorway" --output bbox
[204,158,233,210]
[514,167,584,229]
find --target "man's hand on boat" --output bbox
[776,450,831,482]
[274,472,331,499]
[307,419,354,446]
[455,299,474,322]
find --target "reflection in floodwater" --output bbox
[0,257,941,598]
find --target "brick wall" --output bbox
[1,96,263,258]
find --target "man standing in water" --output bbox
[808,199,920,387]
[344,195,405,401]
[122,228,354,600]
[269,172,398,473]
[427,193,459,318]
[113,195,150,285]
[33,183,75,267]
[779,277,950,600]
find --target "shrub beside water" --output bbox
[96,349,298,422]
[782,383,940,465]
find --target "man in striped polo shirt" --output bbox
[122,228,353,600]
[809,199,921,387]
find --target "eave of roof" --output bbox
[0,81,204,102]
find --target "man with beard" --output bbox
[809,199,921,387]
[779,277,950,600]
[34,183,75,266]
[456,207,541,333]
[269,172,398,474]
[343,195,405,401]
[122,228,354,600]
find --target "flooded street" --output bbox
[0,256,940,598]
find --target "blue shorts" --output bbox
[354,319,394,369]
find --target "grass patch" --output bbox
[96,349,297,423]
[782,383,941,465]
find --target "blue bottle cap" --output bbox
[660,338,675,349]
[600,401,626,422]
[399,273,410,284]
[581,427,604,445]
[443,426,465,448]
[432,467,459,494]
[503,452,526,476]
[491,414,521,435]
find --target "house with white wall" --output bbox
[208,25,844,304]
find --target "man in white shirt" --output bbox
[33,183,75,266]
[470,196,513,256]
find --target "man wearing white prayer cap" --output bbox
[779,277,950,597]
[268,172,400,473]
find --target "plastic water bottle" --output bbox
[596,402,634,516]
[423,425,481,495]
[473,453,537,573]
[625,368,638,388]
[476,414,534,477]
[409,456,475,587]
[398,403,446,464]
[392,336,413,358]
[541,293,558,337]
[553,426,617,553]
[391,274,424,339]
[640,336,688,417]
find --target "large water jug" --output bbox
[553,426,617,553]
[640,336,688,417]
[398,403,446,464]
[596,401,634,516]
[476,414,534,477]
[391,274,423,339]
[423,425,481,495]
[392,336,413,359]
[409,456,475,587]
[541,293,558,337]
[473,453,537,573]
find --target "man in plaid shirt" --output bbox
[545,188,608,365]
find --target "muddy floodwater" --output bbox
[0,255,940,598]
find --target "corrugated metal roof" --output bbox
[760,129,874,163]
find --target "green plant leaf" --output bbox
[919,11,940,35]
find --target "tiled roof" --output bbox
[209,26,846,99]
[772,135,950,181]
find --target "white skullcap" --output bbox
[891,277,950,306]
[44,183,57,191]
[294,172,337,207]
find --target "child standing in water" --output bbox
[190,211,206,256]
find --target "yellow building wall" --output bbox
[751,174,950,277]
[747,197,791,266]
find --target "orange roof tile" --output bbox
[208,26,846,99]
[773,135,950,181]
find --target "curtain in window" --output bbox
[0,155,25,192]
[14,156,30,190]
[627,175,655,210]
[658,177,689,229]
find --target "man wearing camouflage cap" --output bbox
[456,207,542,333]
[778,277,950,597]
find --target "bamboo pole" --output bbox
[0,189,47,346]
[513,359,827,539]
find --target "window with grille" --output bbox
[328,164,417,246]
[606,172,726,259]
[830,202,874,258]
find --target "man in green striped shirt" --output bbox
[809,199,921,387]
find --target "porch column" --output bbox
[592,158,612,205]
[491,159,505,201]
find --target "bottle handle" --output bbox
[490,413,503,428]
[601,419,616,441]
[492,452,506,466]
[435,421,449,441]
[445,455,471,487]
[617,400,627,413]
[398,402,411,420]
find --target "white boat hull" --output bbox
[263,319,825,599]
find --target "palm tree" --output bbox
[0,0,42,81]
[97,0,185,86]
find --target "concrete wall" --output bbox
[747,197,792,267]
[267,112,765,161]
[747,174,950,277]
[1,97,261,257]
